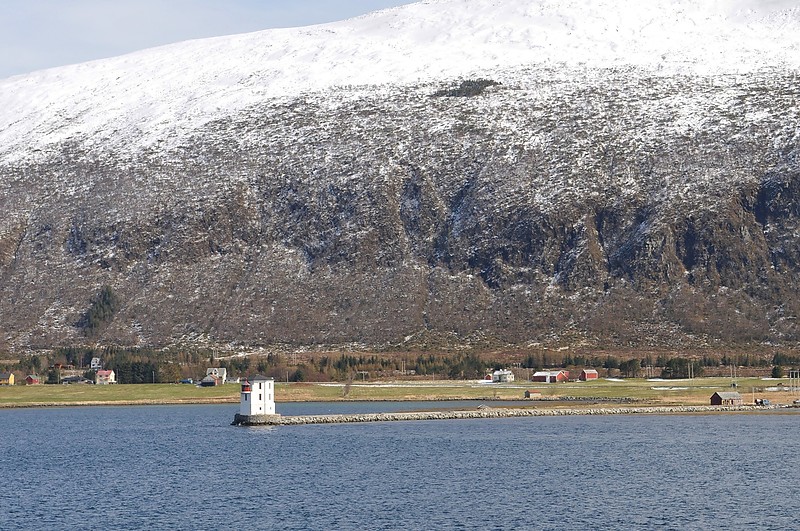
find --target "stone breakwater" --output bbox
[232,405,768,426]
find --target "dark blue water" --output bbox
[1,403,798,530]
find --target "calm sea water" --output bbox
[1,403,798,530]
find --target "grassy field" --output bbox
[281,377,797,406]
[0,382,239,407]
[1,377,797,408]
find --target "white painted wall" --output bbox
[240,377,275,415]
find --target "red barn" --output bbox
[25,375,40,385]
[532,370,570,383]
[579,369,599,381]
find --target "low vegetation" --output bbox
[1,376,797,409]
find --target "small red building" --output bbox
[25,375,40,385]
[532,370,570,383]
[579,369,599,381]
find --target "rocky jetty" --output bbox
[231,413,283,426]
[232,405,767,426]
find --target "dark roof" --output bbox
[61,376,92,384]
[713,392,742,399]
[0,372,12,379]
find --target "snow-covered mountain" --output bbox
[1,0,800,354]
[1,0,799,160]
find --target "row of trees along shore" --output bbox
[1,347,799,384]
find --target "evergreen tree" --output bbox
[78,286,119,337]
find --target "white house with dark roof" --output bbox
[492,369,515,383]
[206,367,227,382]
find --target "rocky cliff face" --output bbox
[2,63,799,353]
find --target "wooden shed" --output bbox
[710,391,743,406]
[579,369,599,381]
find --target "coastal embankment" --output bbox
[232,404,777,426]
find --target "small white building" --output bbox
[90,358,103,370]
[95,369,116,385]
[240,376,275,416]
[492,369,515,383]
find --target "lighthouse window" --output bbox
[244,395,248,401]
[259,394,262,400]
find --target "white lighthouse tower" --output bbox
[239,376,275,416]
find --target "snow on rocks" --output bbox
[1,0,799,162]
